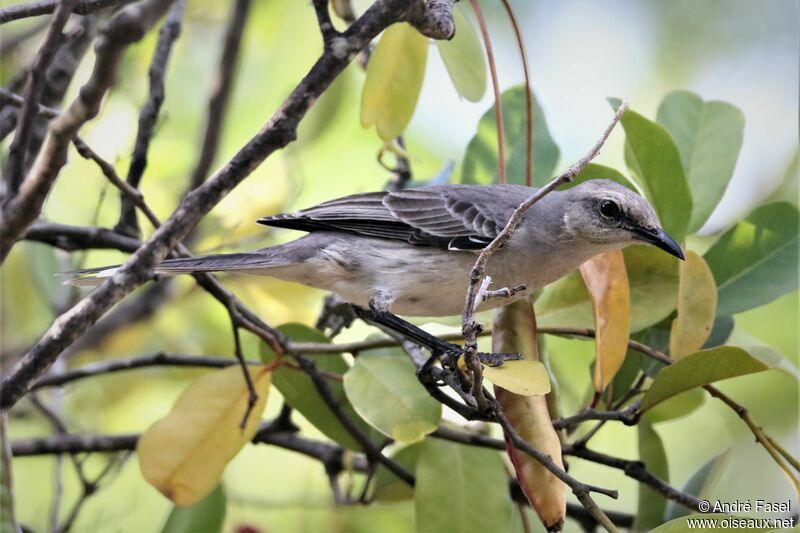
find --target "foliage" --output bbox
[2,2,797,533]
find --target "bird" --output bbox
[66,179,684,318]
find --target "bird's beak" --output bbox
[632,227,685,260]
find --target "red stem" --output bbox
[469,0,505,185]
[499,0,533,187]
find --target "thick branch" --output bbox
[0,0,418,410]
[0,0,129,23]
[0,0,176,261]
[4,0,78,194]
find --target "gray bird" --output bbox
[68,179,683,317]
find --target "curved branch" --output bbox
[0,0,130,23]
[0,0,418,409]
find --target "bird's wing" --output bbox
[257,185,533,250]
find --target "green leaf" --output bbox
[537,246,680,333]
[610,98,693,242]
[656,91,744,232]
[161,484,226,533]
[664,450,731,521]
[361,23,428,140]
[704,202,799,316]
[644,388,704,424]
[640,346,779,412]
[436,2,486,102]
[344,351,441,443]
[372,443,422,502]
[564,163,640,192]
[260,324,377,451]
[634,420,669,531]
[462,84,559,186]
[650,514,774,532]
[415,439,513,533]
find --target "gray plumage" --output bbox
[66,180,683,316]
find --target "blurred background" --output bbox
[1,0,797,531]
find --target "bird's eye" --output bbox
[599,199,620,219]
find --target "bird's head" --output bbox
[562,179,684,260]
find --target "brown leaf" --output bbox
[493,299,566,530]
[579,250,631,392]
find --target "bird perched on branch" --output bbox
[67,179,683,316]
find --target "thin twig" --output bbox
[460,102,629,410]
[541,326,800,493]
[115,0,186,237]
[186,0,251,191]
[552,402,640,430]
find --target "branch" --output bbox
[0,0,130,23]
[10,424,636,529]
[552,402,640,430]
[186,0,252,191]
[312,0,338,46]
[293,353,415,486]
[563,444,701,511]
[4,0,78,194]
[541,326,800,494]
[406,0,455,39]
[0,0,176,262]
[460,102,629,408]
[115,0,186,237]
[0,0,416,410]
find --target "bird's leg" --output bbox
[354,297,462,358]
[353,295,522,368]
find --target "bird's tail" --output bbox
[60,252,281,287]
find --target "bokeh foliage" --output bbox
[1,0,797,532]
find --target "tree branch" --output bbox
[0,0,417,410]
[0,0,130,23]
[114,0,186,237]
[460,101,629,409]
[185,0,252,191]
[0,0,176,262]
[4,0,78,195]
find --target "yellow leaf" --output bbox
[360,23,428,140]
[138,365,271,505]
[492,300,566,530]
[482,360,550,396]
[579,250,631,392]
[669,251,717,359]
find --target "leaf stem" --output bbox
[499,0,533,186]
[469,0,505,184]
